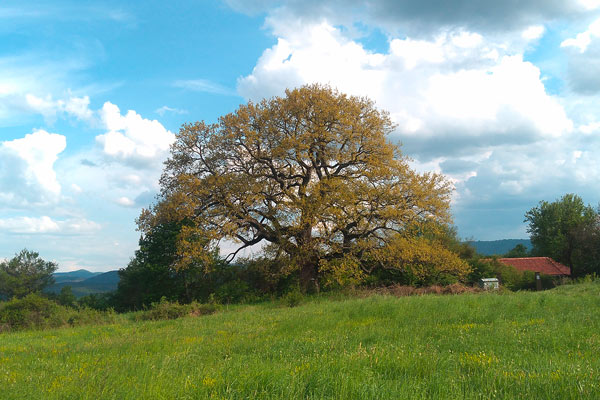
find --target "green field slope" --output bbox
[2,283,600,399]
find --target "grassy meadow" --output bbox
[1,282,600,399]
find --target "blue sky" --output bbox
[2,0,600,271]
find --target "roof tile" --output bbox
[498,257,571,276]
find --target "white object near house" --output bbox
[479,278,499,290]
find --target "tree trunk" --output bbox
[299,258,319,293]
[297,223,319,293]
[183,271,191,303]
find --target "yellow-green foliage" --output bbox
[369,235,471,284]
[140,84,458,289]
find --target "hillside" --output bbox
[47,270,119,297]
[3,282,600,399]
[468,239,532,255]
[53,269,101,284]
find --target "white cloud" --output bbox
[0,216,100,234]
[239,22,387,101]
[25,93,94,122]
[0,51,96,126]
[155,105,188,116]
[0,130,66,206]
[70,183,83,193]
[423,55,571,138]
[389,36,445,69]
[578,0,600,11]
[116,196,135,207]
[63,95,94,121]
[61,218,101,234]
[452,31,483,48]
[173,79,237,96]
[96,102,175,167]
[0,216,59,233]
[560,18,600,94]
[522,25,545,40]
[239,22,572,159]
[561,18,600,52]
[119,174,143,186]
[580,121,600,133]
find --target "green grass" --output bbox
[2,283,600,399]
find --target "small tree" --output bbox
[114,221,220,310]
[57,286,76,307]
[0,249,57,299]
[571,214,600,276]
[525,194,597,276]
[504,244,529,258]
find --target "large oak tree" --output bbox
[140,85,468,290]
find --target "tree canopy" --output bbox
[0,249,57,299]
[504,244,530,258]
[140,84,468,290]
[525,193,598,276]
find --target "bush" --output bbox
[57,286,76,307]
[282,289,303,307]
[365,283,480,297]
[214,279,254,304]
[134,298,217,321]
[467,257,496,284]
[0,293,119,333]
[578,273,600,283]
[0,293,67,331]
[67,307,117,327]
[77,293,115,311]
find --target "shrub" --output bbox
[467,257,496,283]
[67,307,117,327]
[57,286,76,307]
[134,298,217,321]
[214,279,252,304]
[282,289,303,307]
[579,273,600,283]
[0,293,119,333]
[0,293,67,331]
[361,283,481,298]
[77,293,115,311]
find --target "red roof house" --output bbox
[498,257,571,276]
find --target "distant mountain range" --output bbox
[53,269,101,283]
[47,269,120,297]
[467,239,532,256]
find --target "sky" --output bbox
[1,0,600,272]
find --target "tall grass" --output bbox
[1,282,600,399]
